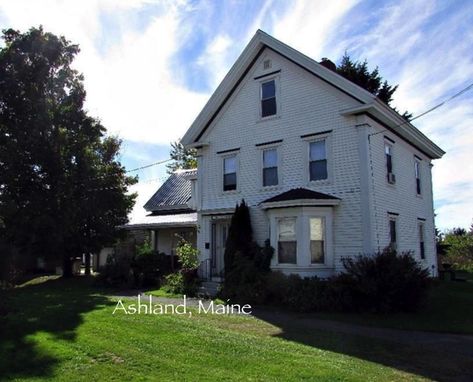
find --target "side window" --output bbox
[223,155,237,191]
[418,222,425,259]
[277,218,297,264]
[310,217,325,264]
[309,140,327,181]
[389,216,397,249]
[261,80,276,117]
[263,148,278,187]
[415,158,421,195]
[385,143,395,184]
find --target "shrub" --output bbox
[337,248,431,313]
[161,238,200,296]
[132,241,163,287]
[98,252,134,288]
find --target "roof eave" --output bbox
[342,103,445,159]
[261,199,340,210]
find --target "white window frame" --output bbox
[388,214,398,250]
[268,207,334,269]
[259,143,282,189]
[309,216,326,265]
[414,157,422,196]
[276,216,298,265]
[303,133,332,185]
[221,153,239,193]
[385,140,395,184]
[257,75,281,121]
[418,220,426,260]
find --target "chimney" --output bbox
[319,58,336,72]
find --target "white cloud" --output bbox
[272,0,359,59]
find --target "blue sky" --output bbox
[0,0,472,229]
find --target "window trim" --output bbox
[309,216,326,265]
[418,220,426,260]
[259,143,282,189]
[388,214,398,250]
[305,133,331,184]
[257,75,280,121]
[276,216,298,265]
[221,153,239,193]
[385,141,395,184]
[414,157,422,196]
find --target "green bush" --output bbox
[98,253,134,288]
[132,241,162,287]
[338,248,431,313]
[161,238,200,296]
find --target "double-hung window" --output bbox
[415,158,421,195]
[389,215,397,250]
[309,140,327,181]
[418,221,425,259]
[261,80,276,117]
[262,148,278,187]
[385,142,395,183]
[310,217,325,264]
[223,155,237,191]
[277,218,297,264]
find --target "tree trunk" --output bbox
[84,252,91,275]
[62,254,73,278]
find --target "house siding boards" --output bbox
[363,115,437,274]
[185,31,443,278]
[195,48,366,276]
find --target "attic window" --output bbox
[261,80,276,117]
[263,59,272,70]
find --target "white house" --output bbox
[179,30,445,280]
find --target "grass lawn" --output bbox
[313,280,473,335]
[0,277,471,381]
[145,287,183,299]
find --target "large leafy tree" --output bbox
[324,54,412,120]
[166,140,197,174]
[0,27,136,277]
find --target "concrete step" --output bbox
[198,281,221,298]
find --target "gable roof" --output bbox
[143,169,196,213]
[181,30,444,159]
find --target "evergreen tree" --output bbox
[166,140,197,174]
[335,53,412,120]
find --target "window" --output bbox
[277,218,296,264]
[418,222,425,259]
[310,217,325,264]
[223,155,237,191]
[385,143,395,183]
[389,216,397,249]
[415,159,421,195]
[309,140,327,181]
[261,80,276,117]
[263,148,278,186]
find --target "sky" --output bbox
[0,0,472,230]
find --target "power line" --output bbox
[126,158,172,173]
[369,81,473,137]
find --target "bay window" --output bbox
[277,218,297,264]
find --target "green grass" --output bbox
[312,280,473,335]
[0,277,471,381]
[145,287,182,299]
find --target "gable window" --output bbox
[418,221,425,259]
[310,217,325,264]
[261,80,276,117]
[263,148,278,187]
[277,217,297,264]
[385,143,395,184]
[389,215,397,249]
[223,155,237,191]
[415,158,421,195]
[309,140,327,181]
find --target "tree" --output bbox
[0,27,136,278]
[166,140,197,174]
[335,54,412,120]
[441,226,473,271]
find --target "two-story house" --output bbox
[176,30,445,281]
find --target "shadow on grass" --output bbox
[253,308,473,382]
[0,277,113,380]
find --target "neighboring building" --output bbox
[93,169,197,270]
[179,30,445,280]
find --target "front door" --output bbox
[211,220,230,280]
